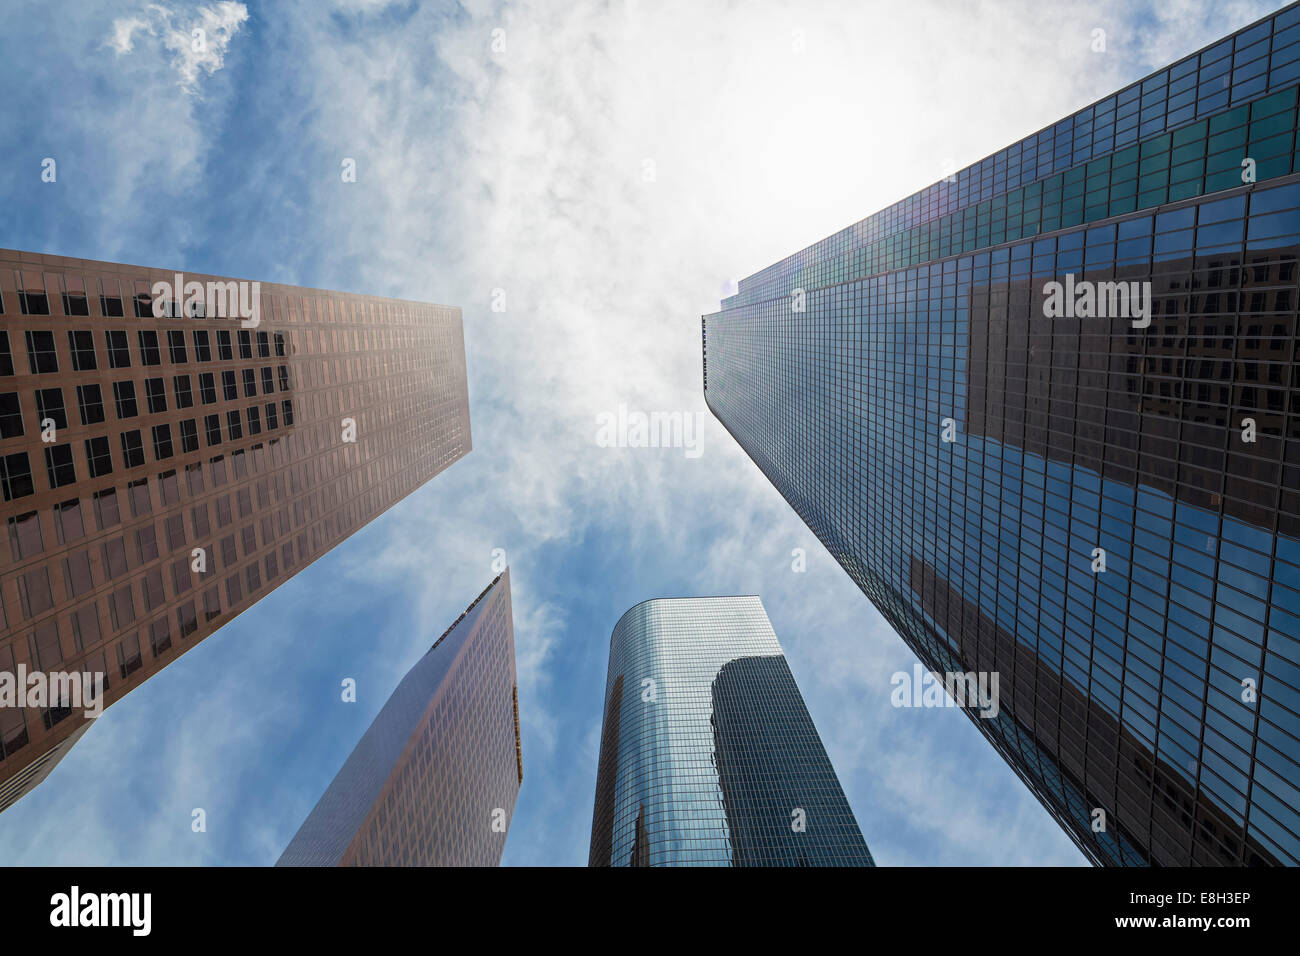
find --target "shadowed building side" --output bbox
[711,654,874,866]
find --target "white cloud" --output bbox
[106,15,150,54]
[108,1,249,94]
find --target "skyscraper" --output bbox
[589,595,873,867]
[277,571,521,867]
[703,6,1300,866]
[0,249,471,812]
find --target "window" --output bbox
[137,330,161,366]
[265,402,278,430]
[221,370,237,401]
[76,384,105,425]
[105,330,131,368]
[217,330,233,361]
[67,330,97,370]
[141,568,164,611]
[7,511,42,560]
[0,392,23,438]
[199,372,217,404]
[69,606,101,652]
[191,503,210,538]
[237,329,253,359]
[132,282,153,318]
[18,566,53,618]
[102,538,128,579]
[99,279,124,317]
[0,452,34,501]
[0,332,13,376]
[116,633,142,677]
[204,414,222,446]
[93,487,121,529]
[282,399,294,426]
[242,367,257,397]
[164,513,185,550]
[257,331,270,357]
[15,271,50,315]
[167,330,187,363]
[60,275,89,316]
[113,381,138,419]
[159,469,179,505]
[84,436,113,478]
[177,602,198,638]
[135,522,157,560]
[34,388,67,430]
[179,418,199,453]
[277,366,291,391]
[120,430,145,469]
[226,409,243,441]
[261,366,275,394]
[173,374,193,408]
[144,377,167,414]
[62,552,92,599]
[24,330,58,374]
[31,620,62,671]
[152,424,173,460]
[193,330,212,362]
[203,587,220,621]
[127,482,152,522]
[148,617,171,656]
[44,444,76,488]
[273,332,286,357]
[247,405,261,435]
[53,498,85,544]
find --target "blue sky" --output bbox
[0,0,1283,866]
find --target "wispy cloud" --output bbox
[107,1,249,94]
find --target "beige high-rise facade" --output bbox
[0,249,470,812]
[277,571,521,867]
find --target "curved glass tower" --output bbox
[588,595,873,867]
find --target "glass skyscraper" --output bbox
[278,571,522,866]
[588,595,873,866]
[704,6,1300,865]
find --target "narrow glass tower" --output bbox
[589,595,873,866]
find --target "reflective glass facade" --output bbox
[704,7,1300,865]
[589,596,873,866]
[0,250,471,813]
[278,571,522,867]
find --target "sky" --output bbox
[0,0,1285,866]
